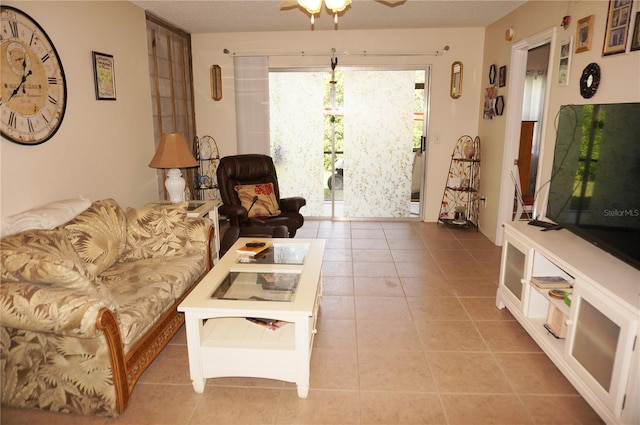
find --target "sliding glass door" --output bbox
[270,67,429,219]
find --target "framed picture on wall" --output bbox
[630,12,640,51]
[92,51,116,100]
[558,37,573,86]
[498,65,507,87]
[575,15,594,53]
[603,0,633,55]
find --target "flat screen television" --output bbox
[546,103,640,270]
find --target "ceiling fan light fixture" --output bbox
[297,0,351,24]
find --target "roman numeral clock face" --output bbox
[1,6,66,145]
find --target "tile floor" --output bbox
[1,220,604,425]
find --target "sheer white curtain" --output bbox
[521,70,547,195]
[233,56,270,154]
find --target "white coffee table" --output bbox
[178,237,325,398]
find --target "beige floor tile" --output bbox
[427,351,512,393]
[460,296,515,321]
[314,317,357,349]
[321,260,352,277]
[352,261,398,278]
[321,276,354,296]
[353,277,404,297]
[408,296,470,321]
[0,407,108,425]
[275,389,361,424]
[357,319,422,351]
[440,394,533,425]
[352,238,388,250]
[352,249,393,263]
[450,276,498,297]
[416,320,489,352]
[390,248,435,263]
[322,247,352,262]
[519,395,605,424]
[496,353,579,395]
[137,344,191,385]
[318,295,355,319]
[396,262,445,279]
[351,228,386,239]
[355,296,412,320]
[387,238,428,250]
[188,386,281,425]
[310,348,359,390]
[360,391,446,424]
[358,350,436,392]
[400,276,454,297]
[109,383,202,425]
[477,320,543,353]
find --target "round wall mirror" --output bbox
[450,61,463,99]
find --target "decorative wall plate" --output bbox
[579,62,600,99]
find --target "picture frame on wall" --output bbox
[498,65,507,87]
[558,37,573,86]
[630,12,640,51]
[92,51,116,100]
[575,15,594,53]
[603,0,633,55]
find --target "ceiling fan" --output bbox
[281,0,407,24]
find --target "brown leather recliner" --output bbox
[217,154,306,237]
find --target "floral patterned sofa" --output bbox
[0,199,214,416]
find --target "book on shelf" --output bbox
[530,276,572,289]
[245,317,289,331]
[236,241,273,257]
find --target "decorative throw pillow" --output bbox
[63,199,127,279]
[0,229,92,289]
[122,202,190,260]
[234,183,281,218]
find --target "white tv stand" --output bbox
[496,221,639,424]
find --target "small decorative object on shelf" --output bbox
[194,135,220,200]
[438,135,481,230]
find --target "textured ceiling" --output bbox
[130,0,527,34]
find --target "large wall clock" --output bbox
[1,6,67,145]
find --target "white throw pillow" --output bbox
[1,196,91,237]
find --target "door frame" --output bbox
[495,27,557,245]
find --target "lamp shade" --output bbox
[149,133,198,169]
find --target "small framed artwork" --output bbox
[498,65,507,87]
[575,15,594,53]
[629,12,640,51]
[495,95,505,116]
[603,0,633,55]
[558,37,573,86]
[483,86,498,120]
[92,51,116,100]
[489,64,497,85]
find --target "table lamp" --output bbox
[149,133,198,203]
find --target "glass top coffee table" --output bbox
[178,237,325,398]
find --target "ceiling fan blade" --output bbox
[280,0,299,10]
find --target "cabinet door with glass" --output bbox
[496,231,531,312]
[565,282,638,418]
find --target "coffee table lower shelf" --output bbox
[185,313,318,398]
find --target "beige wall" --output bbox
[191,27,486,223]
[479,0,640,243]
[0,1,157,219]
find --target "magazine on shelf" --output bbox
[245,317,289,331]
[530,276,572,289]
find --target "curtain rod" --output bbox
[223,46,450,57]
